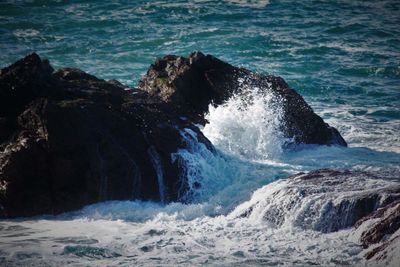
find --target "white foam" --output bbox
[13,29,40,38]
[312,102,400,153]
[226,0,270,9]
[229,171,398,232]
[203,87,286,161]
[0,179,374,266]
[1,76,399,266]
[170,87,291,209]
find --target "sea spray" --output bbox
[172,128,231,202]
[1,0,400,265]
[203,81,288,161]
[1,87,399,266]
[171,83,289,203]
[228,170,399,232]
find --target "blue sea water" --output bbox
[0,0,400,266]
[1,0,399,152]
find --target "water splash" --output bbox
[203,83,287,161]
[229,171,399,233]
[172,128,232,203]
[170,83,290,206]
[147,146,166,203]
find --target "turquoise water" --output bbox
[1,1,400,266]
[1,0,399,151]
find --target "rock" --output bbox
[0,54,213,218]
[139,52,346,146]
[0,52,349,218]
[354,201,400,261]
[230,169,400,233]
[138,52,237,115]
[356,201,400,248]
[0,53,58,117]
[228,169,400,264]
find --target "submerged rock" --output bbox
[0,53,213,218]
[139,52,347,146]
[230,169,400,232]
[229,169,400,265]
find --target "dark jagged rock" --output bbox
[139,52,347,146]
[231,169,400,233]
[0,52,349,218]
[0,53,58,117]
[0,54,213,218]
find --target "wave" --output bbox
[225,0,270,9]
[1,88,400,265]
[203,86,286,161]
[314,103,400,153]
[336,66,400,79]
[3,170,398,266]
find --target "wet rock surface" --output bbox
[230,169,400,265]
[355,201,400,261]
[0,53,212,218]
[139,52,347,146]
[0,53,399,265]
[231,169,400,232]
[1,52,348,218]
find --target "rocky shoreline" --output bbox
[0,52,345,218]
[0,52,399,264]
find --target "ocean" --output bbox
[0,0,399,266]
